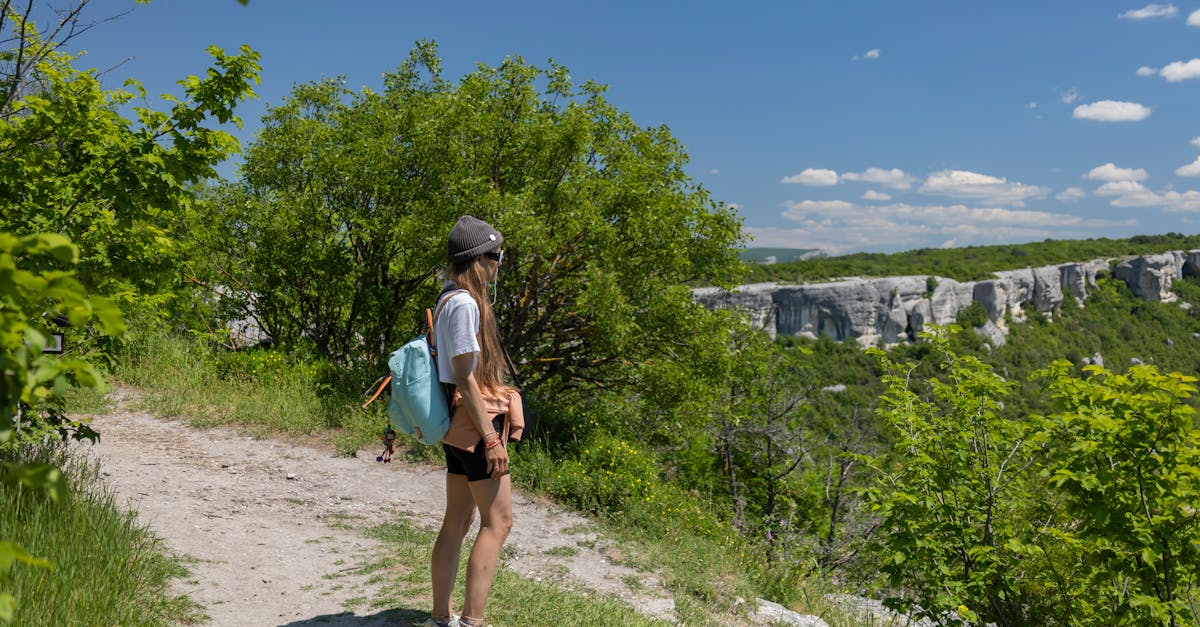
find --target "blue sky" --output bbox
[64,1,1200,254]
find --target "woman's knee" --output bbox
[481,510,513,536]
[442,509,475,537]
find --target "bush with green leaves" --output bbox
[0,232,124,623]
[1032,361,1200,626]
[859,327,1045,625]
[194,41,744,391]
[859,325,1200,626]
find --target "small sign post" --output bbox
[43,315,68,355]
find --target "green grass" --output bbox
[1,443,204,626]
[357,517,891,626]
[59,383,112,415]
[361,517,665,627]
[112,324,383,452]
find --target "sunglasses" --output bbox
[484,250,504,264]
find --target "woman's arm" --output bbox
[452,352,509,478]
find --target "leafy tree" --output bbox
[1,2,260,319]
[805,398,882,574]
[0,232,124,622]
[195,41,744,392]
[1033,361,1200,626]
[713,332,814,557]
[860,327,1043,625]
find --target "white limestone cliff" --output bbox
[694,251,1200,346]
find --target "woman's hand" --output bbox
[452,352,510,479]
[484,441,509,478]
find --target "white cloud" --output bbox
[706,168,720,175]
[781,199,856,221]
[780,166,916,190]
[1094,180,1200,211]
[753,201,1133,254]
[853,48,881,61]
[917,169,1050,206]
[1137,65,1158,76]
[1086,163,1149,182]
[1160,190,1200,210]
[1095,180,1149,196]
[1073,100,1152,122]
[1192,136,1200,149]
[842,167,916,190]
[1056,187,1087,202]
[1160,58,1200,82]
[1027,101,1038,109]
[781,168,839,186]
[1060,87,1080,104]
[1119,3,1178,19]
[1189,8,1200,25]
[861,190,892,201]
[1094,177,1147,192]
[1177,156,1200,177]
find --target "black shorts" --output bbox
[443,415,506,482]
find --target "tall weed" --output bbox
[1,444,202,625]
[113,324,381,449]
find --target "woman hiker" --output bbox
[426,215,525,627]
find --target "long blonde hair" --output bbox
[447,258,510,393]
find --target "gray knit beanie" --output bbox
[447,215,504,263]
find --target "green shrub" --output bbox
[1032,361,1200,626]
[861,328,1037,625]
[956,301,989,328]
[516,434,722,539]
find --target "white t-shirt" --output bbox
[434,287,479,384]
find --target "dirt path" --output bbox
[83,388,675,626]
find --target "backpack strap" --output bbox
[430,288,468,409]
[428,288,468,360]
[359,374,392,409]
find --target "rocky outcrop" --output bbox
[1113,251,1200,302]
[695,250,1200,346]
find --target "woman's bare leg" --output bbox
[431,473,475,619]
[460,475,512,621]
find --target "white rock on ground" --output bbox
[753,598,829,626]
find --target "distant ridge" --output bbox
[745,233,1200,283]
[739,247,823,265]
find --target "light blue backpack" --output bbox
[362,289,465,445]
